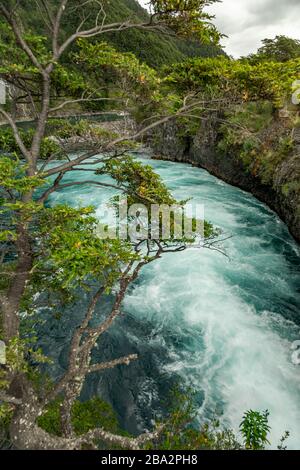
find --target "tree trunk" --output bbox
[2,224,32,341]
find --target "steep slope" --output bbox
[6,0,224,68]
[105,0,224,67]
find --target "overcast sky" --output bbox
[138,0,300,57]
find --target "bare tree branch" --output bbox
[88,354,138,374]
[0,108,31,160]
[0,391,22,406]
[49,97,124,114]
[42,99,204,178]
[75,422,164,450]
[37,178,123,204]
[52,0,69,58]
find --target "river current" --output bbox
[38,154,300,449]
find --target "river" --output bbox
[38,153,300,449]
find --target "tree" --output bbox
[163,55,300,114]
[248,36,300,63]
[0,0,221,450]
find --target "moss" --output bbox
[282,180,300,196]
[71,398,123,437]
[37,397,128,439]
[0,261,17,292]
[217,101,296,187]
[259,137,295,185]
[0,127,63,160]
[37,398,63,437]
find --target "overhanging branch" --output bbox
[0,391,22,406]
[88,354,138,374]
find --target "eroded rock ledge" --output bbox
[148,115,300,243]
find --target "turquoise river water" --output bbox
[40,154,300,449]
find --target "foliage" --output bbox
[0,336,50,391]
[47,119,107,140]
[35,389,290,451]
[277,431,290,451]
[217,101,273,163]
[96,155,217,242]
[97,155,176,206]
[0,128,63,160]
[149,388,242,450]
[51,64,91,101]
[240,410,271,450]
[0,0,224,79]
[101,0,224,68]
[0,2,224,120]
[0,401,14,447]
[36,392,276,451]
[220,101,273,135]
[75,39,160,91]
[46,119,121,144]
[37,396,126,439]
[0,22,51,73]
[0,403,13,426]
[217,102,297,187]
[150,1,221,44]
[282,180,300,197]
[145,388,277,450]
[247,36,300,63]
[0,155,45,194]
[74,39,162,117]
[35,204,139,293]
[164,56,300,108]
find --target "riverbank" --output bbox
[148,113,300,244]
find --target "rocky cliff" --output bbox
[149,114,300,243]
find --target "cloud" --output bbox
[138,1,300,57]
[208,0,300,57]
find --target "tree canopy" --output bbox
[247,36,300,63]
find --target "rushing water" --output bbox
[40,154,300,449]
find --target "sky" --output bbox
[138,0,300,57]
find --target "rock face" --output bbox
[149,116,300,243]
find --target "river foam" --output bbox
[46,155,300,449]
[123,158,300,449]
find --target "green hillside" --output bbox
[5,0,224,68]
[103,0,224,67]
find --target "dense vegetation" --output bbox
[157,41,300,205]
[0,0,298,451]
[0,0,224,69]
[103,0,225,67]
[33,390,280,450]
[246,35,300,64]
[163,55,300,108]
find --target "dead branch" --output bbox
[88,354,138,374]
[0,108,31,159]
[0,392,22,406]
